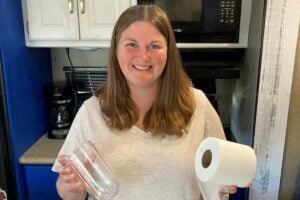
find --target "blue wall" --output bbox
[0,0,52,199]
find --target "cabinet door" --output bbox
[78,0,134,40]
[26,0,79,40]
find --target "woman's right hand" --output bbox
[56,155,87,200]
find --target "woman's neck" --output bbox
[130,85,158,129]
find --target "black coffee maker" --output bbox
[48,82,74,139]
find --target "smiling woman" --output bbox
[52,5,240,200]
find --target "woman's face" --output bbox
[117,21,167,91]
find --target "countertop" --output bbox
[19,134,64,165]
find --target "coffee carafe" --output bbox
[48,83,73,139]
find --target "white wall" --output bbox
[51,48,109,82]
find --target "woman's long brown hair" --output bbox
[95,5,195,137]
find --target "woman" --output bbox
[52,5,237,200]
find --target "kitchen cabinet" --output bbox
[22,165,59,200]
[21,0,137,47]
[20,134,64,200]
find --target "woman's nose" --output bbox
[136,47,150,60]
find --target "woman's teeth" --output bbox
[133,65,151,71]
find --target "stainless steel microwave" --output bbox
[136,0,252,48]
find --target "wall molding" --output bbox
[249,0,300,199]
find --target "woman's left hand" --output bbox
[219,185,237,198]
[219,183,252,199]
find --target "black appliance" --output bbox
[181,49,241,79]
[63,66,107,113]
[181,48,241,113]
[137,0,252,47]
[48,82,73,139]
[48,67,108,138]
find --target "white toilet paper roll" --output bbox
[195,137,256,187]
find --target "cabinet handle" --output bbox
[68,0,74,14]
[80,0,85,14]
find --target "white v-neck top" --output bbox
[52,88,225,200]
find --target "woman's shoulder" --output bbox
[191,88,208,103]
[81,95,100,109]
[85,95,99,104]
[73,95,109,130]
[74,95,101,117]
[191,87,215,114]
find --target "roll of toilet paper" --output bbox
[195,137,256,187]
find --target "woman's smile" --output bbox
[132,64,152,71]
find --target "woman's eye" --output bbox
[125,43,137,48]
[149,44,161,49]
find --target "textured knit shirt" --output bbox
[52,88,226,200]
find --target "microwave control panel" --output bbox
[220,0,237,24]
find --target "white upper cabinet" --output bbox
[25,0,79,40]
[21,0,137,47]
[79,0,131,40]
